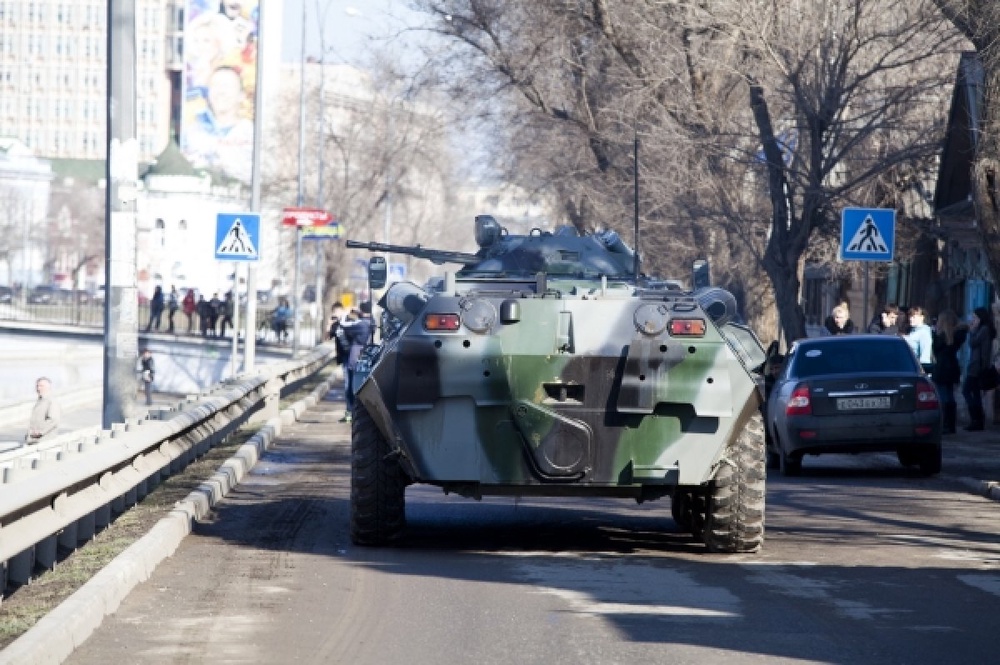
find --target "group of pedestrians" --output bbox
[144,286,238,339]
[822,300,1000,432]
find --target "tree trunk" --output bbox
[973,52,1000,289]
[762,257,807,344]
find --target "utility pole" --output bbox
[103,0,139,427]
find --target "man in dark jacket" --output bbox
[138,348,155,406]
[867,303,900,335]
[328,301,351,366]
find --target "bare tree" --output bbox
[931,1,1000,289]
[262,60,462,315]
[47,178,105,322]
[412,0,959,342]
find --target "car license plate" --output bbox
[836,396,891,410]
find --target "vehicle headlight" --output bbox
[460,298,497,334]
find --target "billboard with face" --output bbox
[181,0,259,183]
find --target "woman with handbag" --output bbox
[962,307,998,431]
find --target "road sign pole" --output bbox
[231,262,240,377]
[292,228,302,355]
[863,262,870,332]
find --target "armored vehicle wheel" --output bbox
[703,412,766,553]
[350,403,406,545]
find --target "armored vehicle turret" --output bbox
[346,215,768,553]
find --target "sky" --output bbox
[280,0,427,65]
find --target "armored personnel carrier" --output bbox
[346,215,768,553]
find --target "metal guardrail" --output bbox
[0,342,337,598]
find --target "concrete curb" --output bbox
[0,379,334,665]
[953,476,1000,502]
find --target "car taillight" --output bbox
[669,319,706,337]
[915,379,939,410]
[424,313,461,331]
[786,384,812,416]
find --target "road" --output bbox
[63,392,1000,665]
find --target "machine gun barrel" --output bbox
[345,239,482,266]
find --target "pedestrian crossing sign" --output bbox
[839,208,895,262]
[215,213,261,262]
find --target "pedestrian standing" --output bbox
[219,291,235,337]
[931,309,967,434]
[197,295,213,337]
[822,304,854,335]
[208,293,222,337]
[25,376,61,444]
[145,285,164,332]
[867,303,900,334]
[962,307,997,431]
[138,348,156,406]
[182,288,197,333]
[166,286,180,333]
[328,301,350,365]
[904,305,934,371]
[340,302,372,423]
[272,297,292,343]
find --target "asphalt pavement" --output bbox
[1,374,997,663]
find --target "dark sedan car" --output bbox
[765,334,941,476]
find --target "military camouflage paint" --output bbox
[357,278,763,496]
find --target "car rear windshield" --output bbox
[790,339,918,376]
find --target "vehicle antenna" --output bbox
[633,130,640,277]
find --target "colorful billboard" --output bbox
[181,0,259,183]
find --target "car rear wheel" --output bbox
[897,449,920,468]
[918,446,942,476]
[766,447,780,470]
[703,412,766,553]
[350,402,406,545]
[779,445,802,477]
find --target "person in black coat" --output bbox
[867,303,900,335]
[145,286,164,332]
[962,306,998,431]
[931,309,968,433]
[138,348,155,406]
[822,304,855,335]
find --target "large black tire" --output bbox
[703,412,767,553]
[350,403,407,545]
